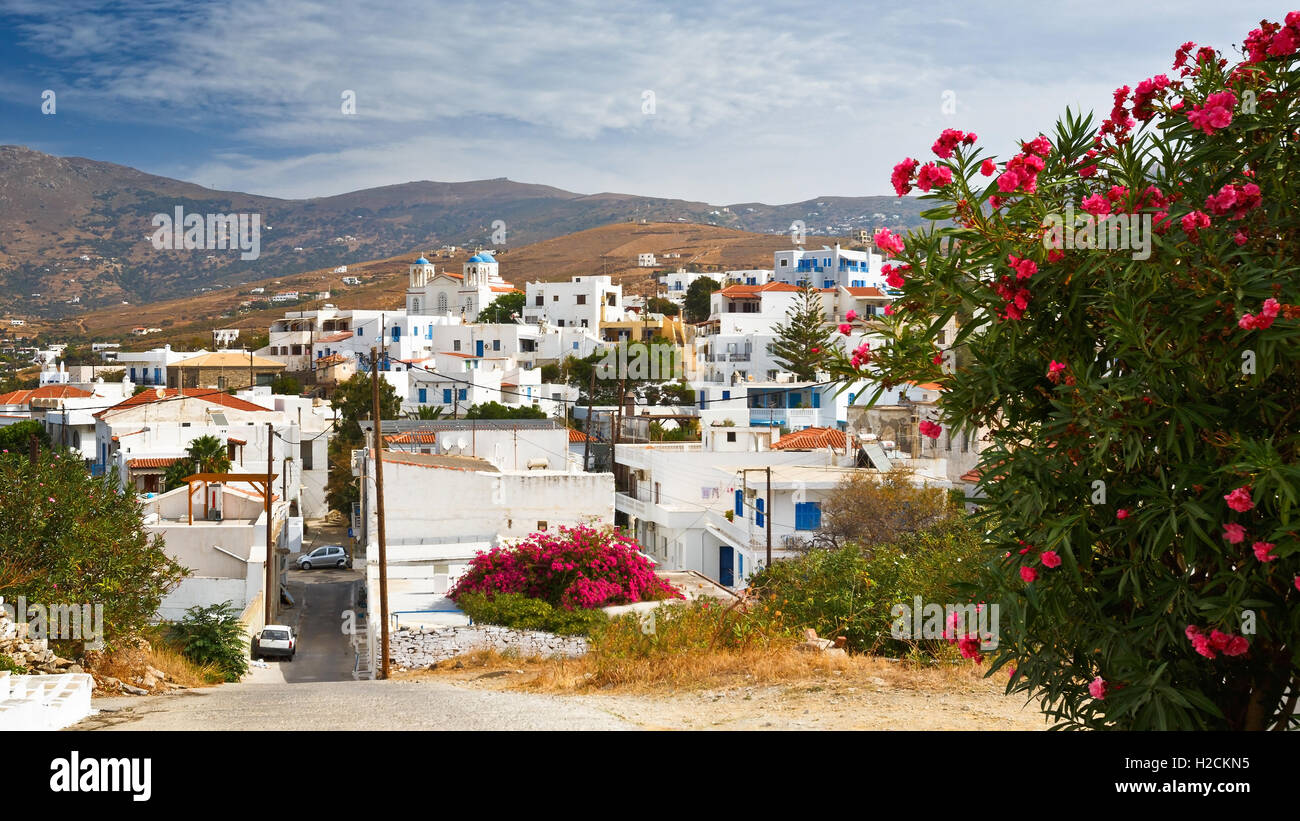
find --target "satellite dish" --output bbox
[154,387,166,399]
[440,435,457,453]
[456,437,468,451]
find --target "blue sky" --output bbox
[0,0,1286,203]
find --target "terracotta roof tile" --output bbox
[95,388,273,418]
[772,426,847,450]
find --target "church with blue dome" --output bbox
[405,249,519,321]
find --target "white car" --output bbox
[253,625,295,661]
[297,545,351,570]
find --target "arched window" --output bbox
[411,298,420,313]
[437,293,448,313]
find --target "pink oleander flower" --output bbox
[1191,633,1217,658]
[1078,164,1098,178]
[883,263,906,289]
[1088,676,1107,700]
[957,636,984,664]
[980,158,996,176]
[1186,90,1236,135]
[1181,209,1211,241]
[1081,193,1111,216]
[996,169,1022,193]
[1222,523,1247,544]
[1224,636,1250,656]
[1019,565,1038,584]
[1295,576,1300,592]
[845,309,857,321]
[874,228,905,256]
[891,157,919,196]
[916,162,953,192]
[838,323,852,336]
[931,128,974,159]
[1224,486,1254,512]
[1040,550,1061,569]
[1024,135,1052,156]
[1116,508,1129,520]
[918,420,942,440]
[1234,230,1248,246]
[1252,541,1277,562]
[1047,360,1067,378]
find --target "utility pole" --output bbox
[582,368,594,471]
[265,421,275,626]
[370,347,391,680]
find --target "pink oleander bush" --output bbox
[448,524,683,610]
[830,13,1300,730]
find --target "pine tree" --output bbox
[770,282,833,381]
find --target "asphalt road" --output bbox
[71,566,635,731]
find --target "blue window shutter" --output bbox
[848,392,856,405]
[734,489,743,517]
[458,389,467,401]
[418,388,427,403]
[795,502,822,530]
[722,390,730,400]
[812,392,821,408]
[756,497,765,528]
[443,389,452,403]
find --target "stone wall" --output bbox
[389,624,588,670]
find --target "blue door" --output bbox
[476,340,484,357]
[719,546,734,587]
[153,368,161,385]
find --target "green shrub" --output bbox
[0,654,28,675]
[457,592,609,636]
[589,599,794,661]
[166,601,249,682]
[748,517,995,656]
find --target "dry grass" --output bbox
[407,644,991,696]
[86,632,224,691]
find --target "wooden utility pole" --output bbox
[370,348,391,680]
[265,421,275,626]
[582,369,595,471]
[765,466,773,568]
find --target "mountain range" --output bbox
[0,144,924,318]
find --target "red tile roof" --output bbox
[716,282,800,297]
[384,432,440,445]
[568,428,593,443]
[315,331,354,344]
[772,426,847,450]
[127,457,182,470]
[845,287,886,297]
[95,388,272,418]
[0,385,94,405]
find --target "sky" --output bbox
[0,0,1287,204]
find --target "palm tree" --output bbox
[163,435,232,492]
[408,405,445,421]
[186,435,232,474]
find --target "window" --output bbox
[726,431,736,442]
[458,389,467,401]
[418,388,427,403]
[576,295,586,305]
[453,340,461,351]
[301,440,313,471]
[443,389,452,403]
[552,295,559,301]
[734,489,744,517]
[756,497,765,528]
[780,259,788,267]
[437,293,448,313]
[537,521,548,531]
[795,502,822,530]
[535,295,544,306]
[492,339,500,351]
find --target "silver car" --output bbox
[297,545,351,570]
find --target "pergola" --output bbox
[182,472,276,525]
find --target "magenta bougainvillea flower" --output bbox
[448,524,682,610]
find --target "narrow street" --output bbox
[71,559,635,731]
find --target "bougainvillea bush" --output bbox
[829,14,1300,729]
[448,525,682,611]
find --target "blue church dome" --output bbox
[415,256,430,265]
[468,251,495,263]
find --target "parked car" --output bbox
[297,545,351,570]
[252,625,295,661]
